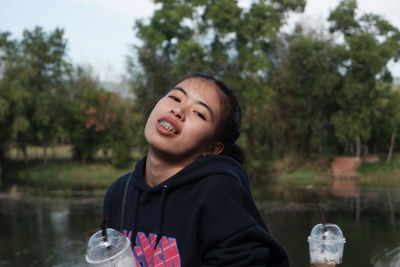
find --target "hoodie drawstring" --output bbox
[120,171,140,234]
[121,174,169,249]
[154,184,168,249]
[119,172,133,231]
[132,190,140,231]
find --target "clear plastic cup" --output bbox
[307,223,346,266]
[86,228,137,267]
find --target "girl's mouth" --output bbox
[159,120,179,134]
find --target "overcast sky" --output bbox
[1,0,400,81]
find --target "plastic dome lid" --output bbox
[86,228,128,262]
[308,223,346,243]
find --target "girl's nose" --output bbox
[171,107,185,121]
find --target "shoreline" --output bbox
[1,185,399,216]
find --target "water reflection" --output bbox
[331,177,359,198]
[372,246,400,267]
[0,187,399,267]
[259,184,400,266]
[0,196,99,266]
[331,177,362,221]
[330,177,399,225]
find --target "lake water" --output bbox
[0,183,399,266]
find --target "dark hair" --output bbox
[143,73,245,164]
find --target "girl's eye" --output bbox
[194,111,205,120]
[168,95,180,102]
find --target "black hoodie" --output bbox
[102,155,289,267]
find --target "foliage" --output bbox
[124,0,400,184]
[0,28,138,173]
[129,0,306,184]
[268,26,345,158]
[2,0,400,188]
[64,68,107,162]
[0,26,71,170]
[328,0,400,148]
[65,66,137,166]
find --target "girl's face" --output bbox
[144,78,224,161]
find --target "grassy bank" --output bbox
[275,166,332,187]
[2,145,400,194]
[274,153,400,188]
[7,161,131,190]
[1,145,132,194]
[358,153,400,187]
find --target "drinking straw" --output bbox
[101,212,109,242]
[316,204,327,225]
[316,202,329,256]
[101,212,113,256]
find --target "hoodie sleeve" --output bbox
[199,175,289,267]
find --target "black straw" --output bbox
[316,204,327,225]
[101,212,110,242]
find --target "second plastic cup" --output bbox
[307,223,346,266]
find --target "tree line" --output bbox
[0,27,138,170]
[1,0,400,184]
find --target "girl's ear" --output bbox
[206,142,224,155]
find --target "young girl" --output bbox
[102,74,289,266]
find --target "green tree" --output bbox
[0,27,71,162]
[20,27,71,159]
[129,0,306,183]
[0,32,19,180]
[368,85,400,162]
[328,0,400,156]
[105,94,138,168]
[268,25,345,161]
[0,31,29,161]
[65,66,137,166]
[65,66,105,162]
[385,88,400,162]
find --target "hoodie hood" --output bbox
[103,154,289,266]
[130,154,250,193]
[125,154,250,248]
